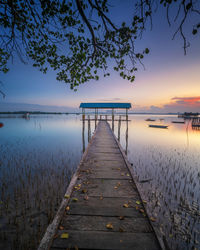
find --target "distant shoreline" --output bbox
[0,111,178,115]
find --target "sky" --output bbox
[0,0,199,113]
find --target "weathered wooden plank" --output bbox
[67,205,144,217]
[74,179,137,198]
[87,170,132,179]
[61,215,153,233]
[81,160,126,168]
[52,230,160,250]
[66,196,144,217]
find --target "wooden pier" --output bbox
[192,117,200,129]
[38,121,162,250]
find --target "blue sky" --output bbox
[0,0,199,112]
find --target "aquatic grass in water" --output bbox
[0,115,82,250]
[115,115,200,250]
[0,114,200,250]
[129,146,200,249]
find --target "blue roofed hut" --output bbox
[79,103,131,109]
[79,102,131,120]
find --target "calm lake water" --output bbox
[0,114,199,250]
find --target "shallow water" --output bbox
[109,114,200,250]
[0,114,199,249]
[0,115,83,250]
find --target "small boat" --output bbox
[172,121,185,124]
[148,124,168,129]
[145,118,155,121]
[0,122,4,128]
[22,113,30,119]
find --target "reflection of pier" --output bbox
[80,103,131,155]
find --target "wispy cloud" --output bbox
[95,98,123,102]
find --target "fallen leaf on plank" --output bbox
[60,233,69,239]
[150,217,156,222]
[123,203,129,208]
[84,195,89,200]
[106,223,113,229]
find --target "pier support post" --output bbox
[125,118,128,155]
[82,108,85,121]
[95,108,98,129]
[112,108,114,131]
[82,114,85,153]
[118,115,121,141]
[88,115,91,142]
[126,108,128,121]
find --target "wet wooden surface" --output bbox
[50,121,161,250]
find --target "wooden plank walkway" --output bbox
[38,121,162,250]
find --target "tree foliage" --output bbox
[0,0,199,92]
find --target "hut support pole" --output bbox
[95,109,97,129]
[82,111,85,153]
[82,108,85,121]
[88,115,91,142]
[126,108,128,121]
[125,118,128,155]
[118,115,121,141]
[112,108,114,131]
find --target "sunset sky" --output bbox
[0,1,199,113]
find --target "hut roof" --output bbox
[79,103,131,109]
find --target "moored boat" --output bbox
[172,121,185,124]
[145,118,155,121]
[148,124,168,129]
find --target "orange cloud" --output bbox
[133,96,200,113]
[171,96,200,105]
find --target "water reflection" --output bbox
[0,115,82,250]
[1,114,200,250]
[115,115,200,250]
